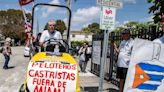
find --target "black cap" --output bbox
[122,29,130,34]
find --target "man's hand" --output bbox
[114,43,117,50]
[113,42,119,54]
[39,42,45,48]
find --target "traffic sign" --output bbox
[97,0,123,8]
[100,6,116,31]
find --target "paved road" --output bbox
[0,46,29,92]
[0,46,118,92]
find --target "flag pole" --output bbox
[20,6,27,24]
[19,3,29,47]
[29,0,35,58]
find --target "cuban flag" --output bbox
[132,63,164,91]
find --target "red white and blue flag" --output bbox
[25,22,32,33]
[19,0,33,6]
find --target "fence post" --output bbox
[109,32,115,80]
[150,25,157,40]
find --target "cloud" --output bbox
[147,16,153,21]
[138,16,153,22]
[41,0,60,18]
[73,6,100,23]
[71,6,101,30]
[82,23,90,28]
[34,7,39,11]
[123,20,130,24]
[123,0,136,4]
[47,0,60,12]
[115,21,122,27]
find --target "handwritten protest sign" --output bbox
[27,61,77,92]
[124,38,164,92]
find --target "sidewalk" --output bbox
[75,56,119,92]
[0,54,4,62]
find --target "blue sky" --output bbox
[0,0,153,32]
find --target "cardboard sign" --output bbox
[27,61,77,92]
[124,38,164,92]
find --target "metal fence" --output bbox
[91,25,163,87]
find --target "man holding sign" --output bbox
[123,15,164,92]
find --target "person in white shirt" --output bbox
[153,15,164,44]
[78,42,91,73]
[39,20,62,52]
[114,29,134,92]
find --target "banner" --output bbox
[19,0,33,6]
[124,38,164,92]
[27,61,77,92]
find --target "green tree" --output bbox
[56,20,67,34]
[82,27,90,34]
[44,23,48,30]
[0,9,32,42]
[113,27,124,32]
[88,23,101,34]
[82,22,101,34]
[147,0,164,23]
[113,21,149,32]
[124,21,138,28]
[125,21,149,30]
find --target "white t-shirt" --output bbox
[153,36,164,44]
[39,30,62,43]
[78,47,91,55]
[117,38,134,68]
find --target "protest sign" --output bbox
[124,38,164,92]
[27,61,77,92]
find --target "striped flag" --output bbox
[132,63,164,91]
[25,22,32,33]
[19,0,33,6]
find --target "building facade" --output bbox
[70,31,93,42]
